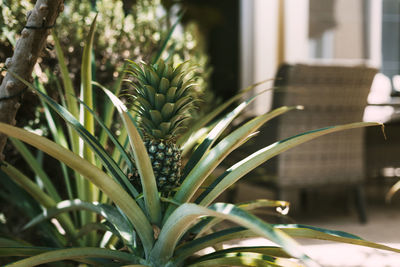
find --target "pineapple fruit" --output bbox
[126,59,196,194]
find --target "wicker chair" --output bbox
[229,64,377,223]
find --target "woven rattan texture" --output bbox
[270,64,378,187]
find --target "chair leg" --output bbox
[300,188,309,212]
[354,185,367,224]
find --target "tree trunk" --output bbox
[0,0,64,159]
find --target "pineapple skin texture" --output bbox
[126,60,196,194]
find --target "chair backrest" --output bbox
[263,64,377,187]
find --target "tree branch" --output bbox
[0,0,64,159]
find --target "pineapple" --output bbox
[126,59,196,194]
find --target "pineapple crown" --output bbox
[126,59,197,140]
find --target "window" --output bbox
[308,0,371,61]
[382,0,400,93]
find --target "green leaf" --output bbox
[81,13,97,140]
[161,103,175,120]
[166,86,177,102]
[238,199,290,211]
[144,85,156,106]
[178,223,400,266]
[77,97,134,172]
[152,129,163,139]
[4,247,145,267]
[160,122,171,136]
[100,87,162,225]
[0,238,31,248]
[23,199,136,250]
[197,107,301,204]
[203,246,292,260]
[150,110,163,125]
[170,72,184,88]
[158,77,170,94]
[51,31,79,120]
[52,31,81,174]
[193,199,290,239]
[146,67,161,88]
[173,95,191,113]
[0,163,78,244]
[174,227,289,264]
[97,64,127,146]
[276,224,400,253]
[154,60,166,77]
[198,122,382,207]
[176,82,195,99]
[0,247,54,257]
[111,126,129,168]
[178,79,274,147]
[165,106,298,220]
[155,94,166,110]
[35,80,75,205]
[10,138,61,202]
[181,90,272,180]
[76,223,109,240]
[141,117,158,131]
[172,61,191,79]
[7,70,140,202]
[151,203,315,267]
[80,16,98,236]
[0,123,154,255]
[0,172,65,247]
[280,224,362,240]
[135,95,153,111]
[187,252,298,267]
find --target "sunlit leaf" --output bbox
[0,123,154,254]
[99,84,162,225]
[188,252,301,267]
[181,91,271,179]
[165,106,299,220]
[198,122,382,206]
[151,203,315,266]
[178,79,274,147]
[7,70,140,202]
[6,247,145,267]
[0,163,77,244]
[23,199,136,250]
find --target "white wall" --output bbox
[240,0,278,115]
[240,0,309,115]
[284,0,309,64]
[240,0,381,115]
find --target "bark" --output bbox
[0,0,64,159]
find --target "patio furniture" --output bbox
[228,63,377,223]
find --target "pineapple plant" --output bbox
[126,60,196,194]
[1,14,397,267]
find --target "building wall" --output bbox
[334,0,365,59]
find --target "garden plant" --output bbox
[1,3,400,267]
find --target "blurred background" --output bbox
[182,0,400,217]
[2,0,400,265]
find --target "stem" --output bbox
[0,0,64,158]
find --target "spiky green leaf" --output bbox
[5,247,145,267]
[161,103,175,120]
[0,123,154,254]
[159,77,170,94]
[199,122,382,206]
[151,203,315,266]
[23,199,136,250]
